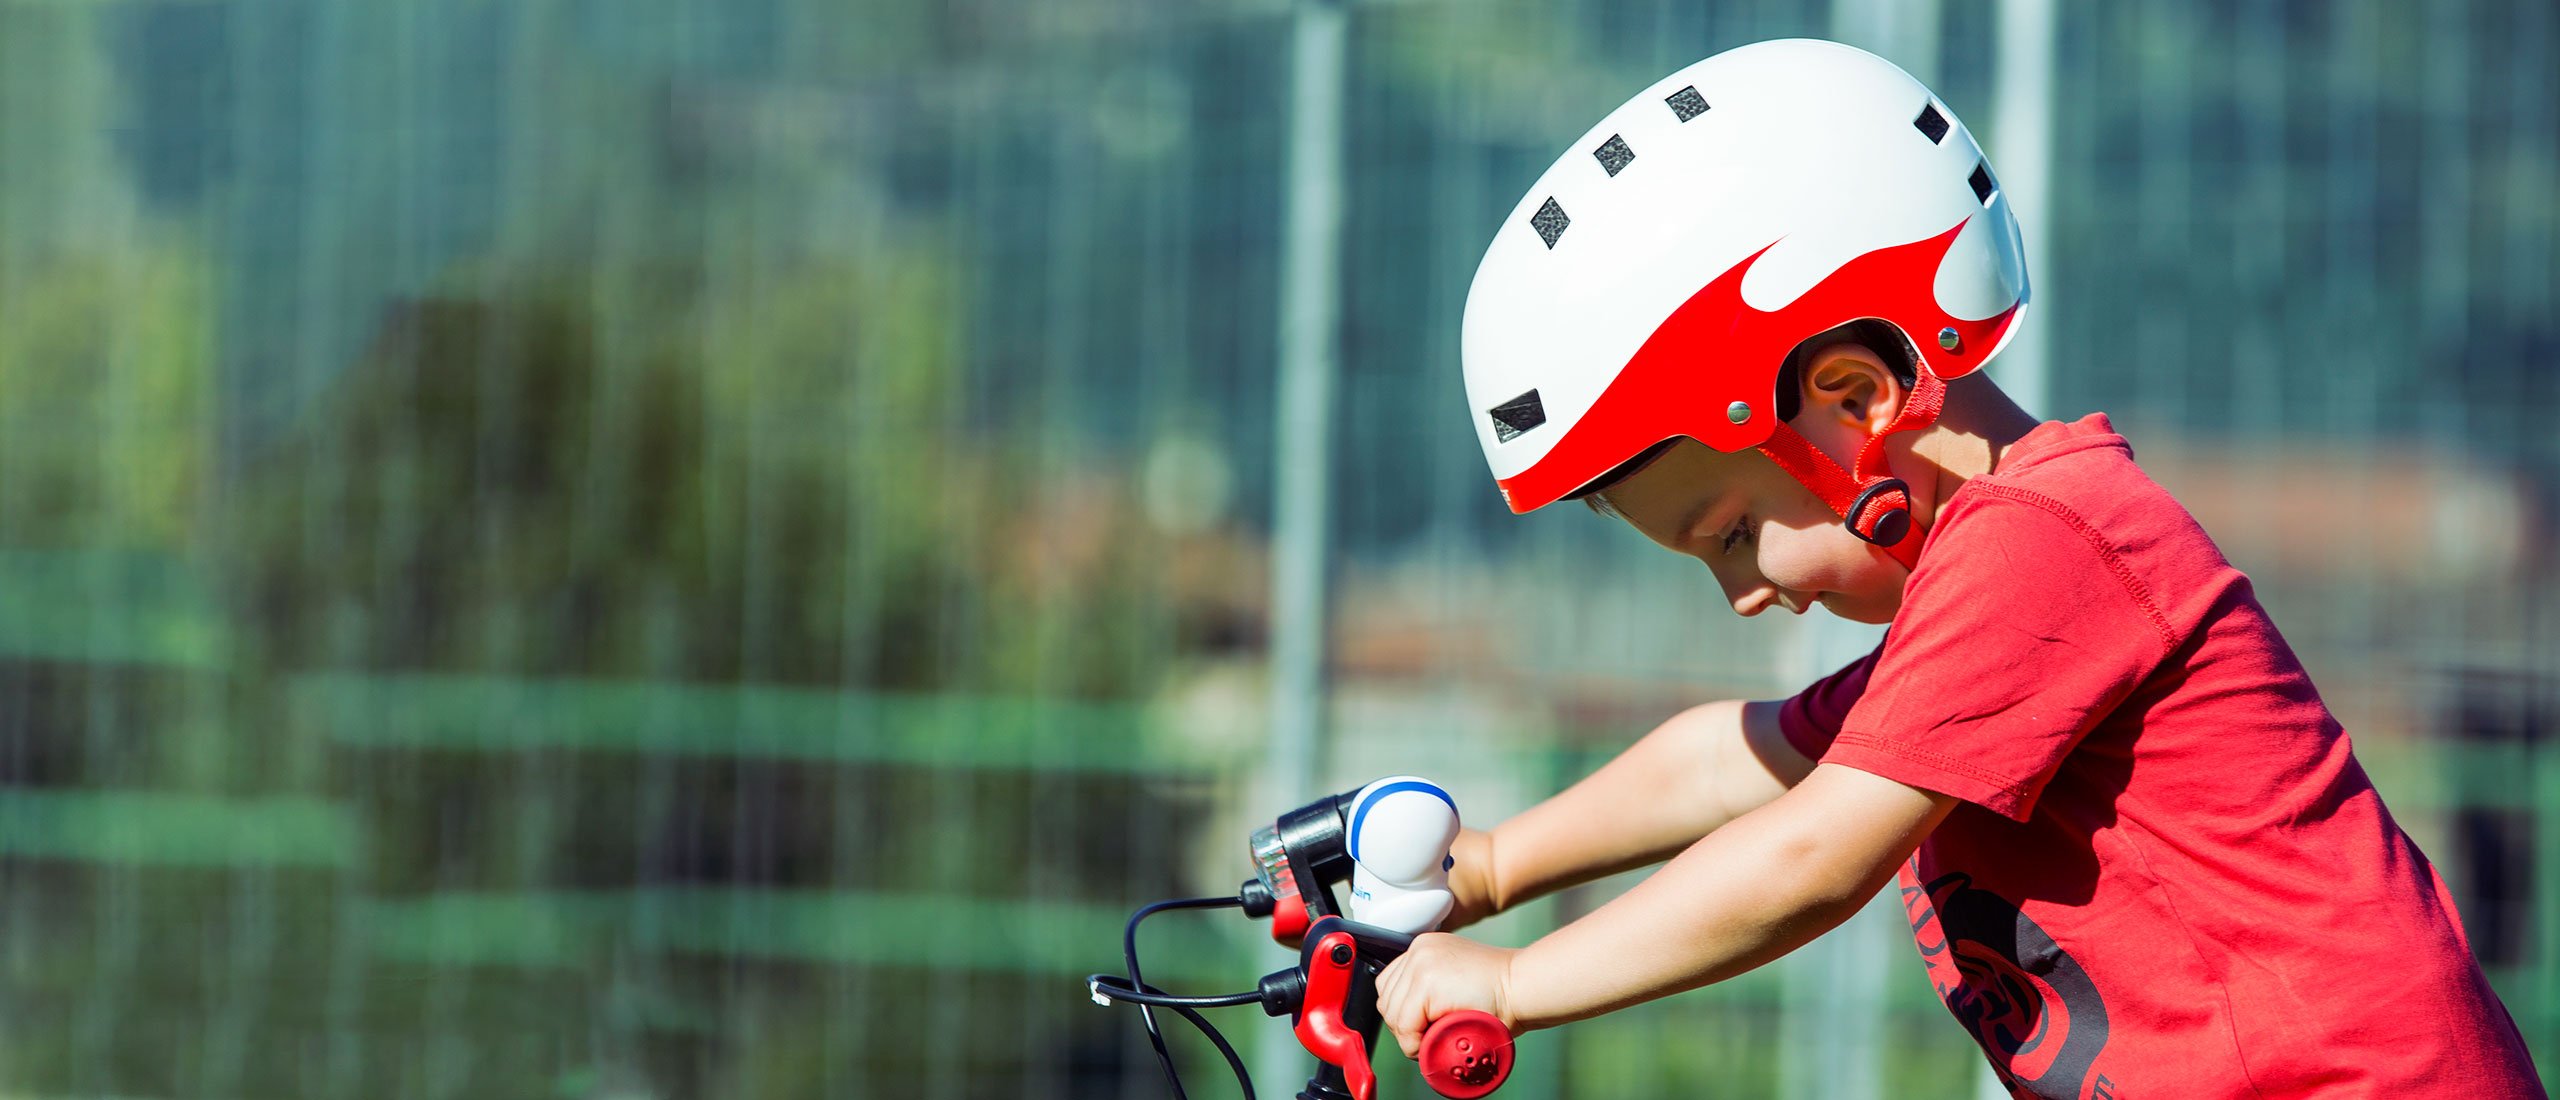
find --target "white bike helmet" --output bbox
[1461,38,2030,570]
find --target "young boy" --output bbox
[1375,39,2547,1097]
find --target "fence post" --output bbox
[1259,1,1348,1095]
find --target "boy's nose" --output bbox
[1704,559,1783,617]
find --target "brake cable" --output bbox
[1086,893,1259,1099]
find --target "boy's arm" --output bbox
[1507,762,1951,1027]
[1379,763,1952,1053]
[1449,699,1814,928]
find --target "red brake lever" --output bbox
[1292,930,1377,1100]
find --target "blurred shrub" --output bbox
[227,240,1162,696]
[0,241,210,552]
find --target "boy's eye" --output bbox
[1720,516,1754,555]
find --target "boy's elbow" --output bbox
[1763,827,1879,927]
[1752,779,1942,926]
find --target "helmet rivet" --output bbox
[1937,327,1962,352]
[1726,401,1752,425]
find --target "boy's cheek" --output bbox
[1756,525,1860,590]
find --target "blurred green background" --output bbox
[0,0,2550,1096]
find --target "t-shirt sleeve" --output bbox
[1777,645,1881,760]
[1825,490,2176,821]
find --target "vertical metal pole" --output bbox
[1260,2,1346,1096]
[1267,0,1347,799]
[1993,0,2057,422]
[1774,614,1893,1100]
[1835,0,1943,86]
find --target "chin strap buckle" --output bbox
[1844,477,1913,547]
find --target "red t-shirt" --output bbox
[1780,414,2545,1099]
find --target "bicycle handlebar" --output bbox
[1086,775,1517,1100]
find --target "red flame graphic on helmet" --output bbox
[1496,220,2021,513]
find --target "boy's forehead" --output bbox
[1601,439,1747,520]
[1649,438,1758,489]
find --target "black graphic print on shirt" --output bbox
[1902,871,2114,1100]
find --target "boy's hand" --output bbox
[1375,933,1520,1061]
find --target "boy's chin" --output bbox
[1819,590,1901,624]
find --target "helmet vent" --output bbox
[1488,390,1547,442]
[1594,134,1635,177]
[1665,86,1710,122]
[1914,103,1950,143]
[1530,197,1570,248]
[1968,162,1996,205]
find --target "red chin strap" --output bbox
[1751,364,1946,572]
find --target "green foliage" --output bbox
[229,221,1178,703]
[229,244,987,686]
[0,242,212,551]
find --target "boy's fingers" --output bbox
[1379,982,1417,1059]
[1391,1009,1419,1060]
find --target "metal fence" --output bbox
[0,0,2549,1097]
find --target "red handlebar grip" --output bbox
[1418,1010,1513,1098]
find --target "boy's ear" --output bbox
[1797,343,1906,437]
